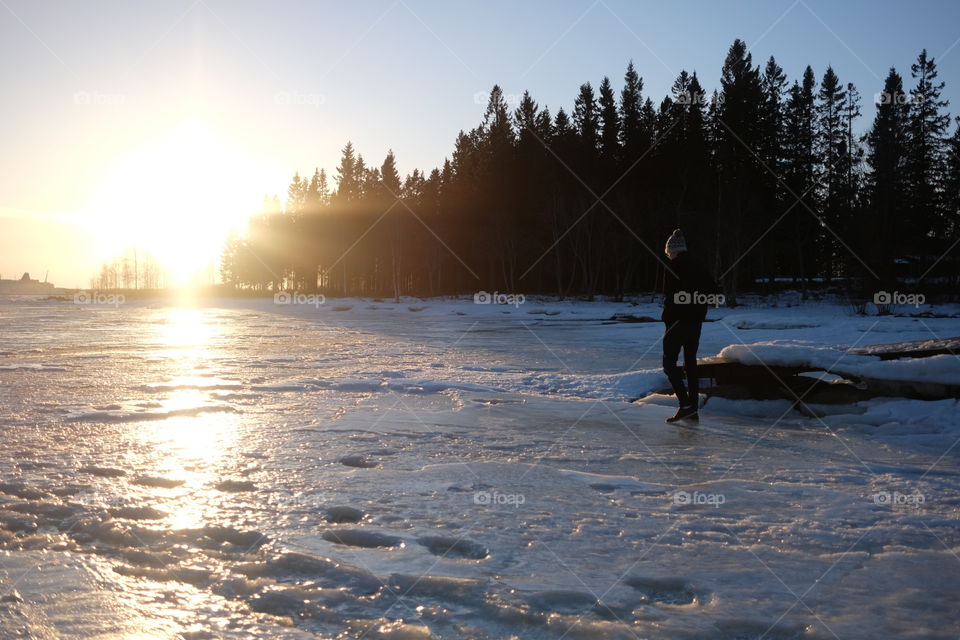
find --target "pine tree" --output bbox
[286,172,307,216]
[816,66,847,275]
[618,62,653,267]
[865,67,911,283]
[552,108,575,149]
[641,97,657,144]
[482,85,515,154]
[945,118,960,237]
[513,91,542,141]
[573,82,599,153]
[906,49,951,243]
[678,72,710,212]
[380,150,403,299]
[380,150,401,197]
[715,39,765,300]
[817,67,846,201]
[758,56,788,279]
[838,82,864,223]
[760,56,787,172]
[334,142,360,202]
[782,67,819,283]
[619,61,646,153]
[306,168,328,211]
[356,154,371,198]
[598,76,620,162]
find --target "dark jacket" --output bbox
[661,253,716,323]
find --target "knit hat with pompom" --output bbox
[665,228,687,254]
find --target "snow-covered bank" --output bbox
[717,341,960,386]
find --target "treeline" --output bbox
[221,40,960,303]
[91,249,165,290]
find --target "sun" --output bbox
[85,118,268,287]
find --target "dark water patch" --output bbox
[321,529,404,549]
[108,506,167,520]
[339,455,378,469]
[79,466,126,478]
[240,552,383,594]
[0,482,49,500]
[215,479,257,492]
[417,535,489,560]
[524,589,599,614]
[114,564,215,587]
[325,506,366,523]
[625,576,703,606]
[133,475,185,488]
[387,573,485,600]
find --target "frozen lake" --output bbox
[1,297,959,639]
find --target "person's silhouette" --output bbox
[660,229,715,423]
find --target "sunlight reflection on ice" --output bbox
[141,308,242,530]
[151,306,218,361]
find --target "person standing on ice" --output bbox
[660,228,714,423]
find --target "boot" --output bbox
[666,405,699,423]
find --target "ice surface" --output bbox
[0,297,958,638]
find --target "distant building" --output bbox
[0,272,56,295]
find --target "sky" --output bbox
[1,0,959,287]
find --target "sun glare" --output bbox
[85,118,267,287]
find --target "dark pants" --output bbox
[662,320,703,408]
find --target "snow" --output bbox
[718,341,960,384]
[0,295,959,638]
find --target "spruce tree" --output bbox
[715,39,764,300]
[906,49,951,244]
[782,67,818,283]
[286,172,307,216]
[945,118,960,237]
[619,61,646,153]
[816,66,847,275]
[758,56,788,279]
[598,76,621,163]
[573,82,599,153]
[837,82,864,231]
[865,68,911,283]
[334,142,360,203]
[380,150,401,196]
